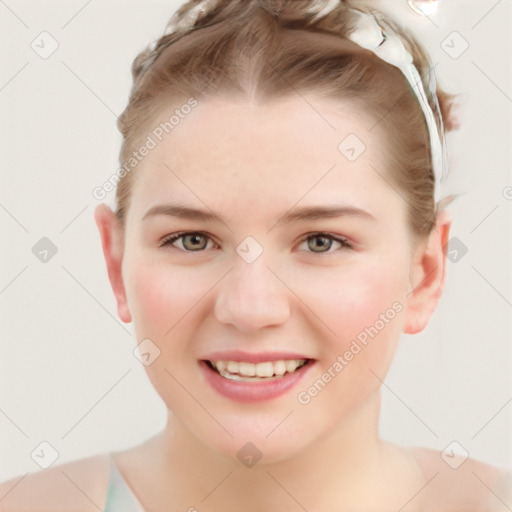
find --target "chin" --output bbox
[185,409,327,468]
[209,432,311,467]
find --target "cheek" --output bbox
[124,255,213,340]
[123,256,214,408]
[297,259,408,345]
[294,263,408,423]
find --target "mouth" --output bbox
[200,356,315,403]
[205,359,310,381]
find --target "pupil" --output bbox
[309,236,330,252]
[185,234,206,250]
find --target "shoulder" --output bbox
[409,445,512,511]
[0,453,111,512]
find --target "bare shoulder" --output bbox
[0,453,111,512]
[408,445,512,511]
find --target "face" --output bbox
[97,95,448,464]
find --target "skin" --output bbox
[91,94,452,510]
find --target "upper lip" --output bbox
[201,350,312,363]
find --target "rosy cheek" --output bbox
[126,260,202,338]
[316,264,405,348]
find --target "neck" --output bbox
[144,391,402,510]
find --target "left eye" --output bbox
[159,232,216,251]
[298,233,353,253]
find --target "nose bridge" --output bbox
[214,252,290,331]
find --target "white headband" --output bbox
[309,4,448,203]
[159,0,448,202]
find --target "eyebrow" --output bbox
[142,203,376,226]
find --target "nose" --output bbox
[214,256,291,332]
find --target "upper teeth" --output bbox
[211,359,306,379]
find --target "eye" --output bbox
[298,233,354,254]
[159,232,217,252]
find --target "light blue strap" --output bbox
[104,455,146,512]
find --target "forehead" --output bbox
[127,95,396,221]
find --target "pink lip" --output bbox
[199,358,315,403]
[201,350,310,363]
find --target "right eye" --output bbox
[159,232,218,252]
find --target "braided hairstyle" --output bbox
[115,0,458,236]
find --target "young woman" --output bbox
[1,0,511,510]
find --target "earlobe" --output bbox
[403,210,452,335]
[94,204,132,323]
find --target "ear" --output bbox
[94,204,132,323]
[403,210,452,334]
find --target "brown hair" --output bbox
[115,0,458,236]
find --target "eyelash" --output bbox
[158,231,354,254]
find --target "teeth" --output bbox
[285,359,299,372]
[256,362,274,377]
[210,359,307,380]
[216,361,227,373]
[226,361,239,374]
[238,362,256,377]
[273,360,286,376]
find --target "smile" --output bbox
[200,356,314,403]
[208,359,308,381]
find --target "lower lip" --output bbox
[200,360,314,403]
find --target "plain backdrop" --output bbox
[0,0,511,482]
